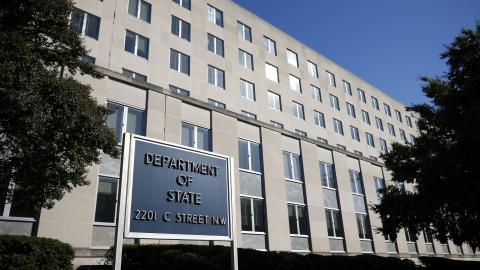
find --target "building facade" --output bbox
[0,0,477,264]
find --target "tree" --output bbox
[0,0,119,211]
[373,21,480,250]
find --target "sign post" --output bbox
[113,134,236,270]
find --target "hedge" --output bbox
[0,235,74,270]
[420,256,480,270]
[105,244,416,270]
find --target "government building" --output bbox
[0,0,477,265]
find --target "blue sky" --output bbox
[233,0,479,106]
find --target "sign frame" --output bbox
[123,134,234,241]
[113,133,238,270]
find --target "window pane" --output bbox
[207,34,214,52]
[94,177,118,223]
[325,210,334,236]
[106,103,124,143]
[196,127,210,151]
[128,0,138,16]
[217,69,224,88]
[171,16,180,36]
[136,35,149,59]
[124,31,136,54]
[253,199,264,232]
[181,123,194,147]
[140,1,151,23]
[333,210,344,237]
[241,197,252,231]
[327,165,336,188]
[85,14,100,39]
[288,204,297,234]
[70,9,84,34]
[126,108,145,135]
[320,162,328,187]
[208,66,215,85]
[297,206,308,235]
[238,139,249,170]
[216,38,224,56]
[356,213,364,238]
[181,54,190,75]
[283,152,292,179]
[250,143,261,172]
[182,21,190,41]
[292,155,302,181]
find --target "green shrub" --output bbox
[0,235,74,270]
[420,256,480,270]
[106,244,422,270]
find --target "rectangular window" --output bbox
[387,123,396,136]
[240,79,255,101]
[207,5,223,27]
[241,111,256,119]
[349,170,364,195]
[399,129,407,142]
[237,21,252,42]
[106,102,146,144]
[325,209,344,238]
[169,85,190,96]
[239,49,254,70]
[371,96,380,110]
[94,176,119,223]
[181,122,211,151]
[172,0,190,10]
[124,30,149,59]
[80,55,96,64]
[366,132,375,148]
[380,139,388,153]
[405,227,417,243]
[288,204,308,235]
[375,117,384,131]
[395,110,403,123]
[406,116,413,128]
[295,129,307,137]
[311,85,321,102]
[241,197,265,232]
[0,182,35,219]
[270,121,283,129]
[358,89,366,103]
[207,33,224,57]
[423,230,434,244]
[71,8,101,40]
[207,65,225,89]
[318,137,328,144]
[207,99,225,109]
[333,118,344,135]
[337,144,346,150]
[362,110,370,125]
[350,126,360,142]
[292,101,305,120]
[283,151,302,182]
[264,36,277,55]
[330,94,340,111]
[265,63,279,83]
[289,74,301,92]
[171,15,190,41]
[326,71,336,87]
[170,49,190,75]
[343,80,352,95]
[346,102,356,118]
[314,111,325,128]
[374,177,386,200]
[286,49,299,67]
[320,162,336,188]
[356,213,372,240]
[307,61,318,77]
[238,139,262,172]
[128,0,151,23]
[122,68,147,82]
[384,104,392,116]
[268,91,281,111]
[410,134,416,144]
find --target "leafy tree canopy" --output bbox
[0,0,119,210]
[373,21,480,250]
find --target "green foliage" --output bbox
[419,256,480,270]
[104,244,419,270]
[374,21,480,248]
[0,235,74,270]
[0,0,119,210]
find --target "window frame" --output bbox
[70,8,101,40]
[346,102,356,118]
[288,203,308,236]
[375,117,384,131]
[267,91,282,111]
[171,15,190,41]
[326,71,336,87]
[361,110,371,125]
[240,196,265,233]
[238,138,262,173]
[307,61,318,77]
[283,151,302,182]
[207,33,224,57]
[343,80,352,95]
[371,96,380,110]
[350,126,360,142]
[265,63,279,83]
[239,49,254,70]
[263,36,277,55]
[128,0,152,23]
[207,65,225,89]
[237,21,252,42]
[106,101,146,145]
[181,122,211,151]
[240,79,255,101]
[333,118,344,135]
[124,30,149,59]
[311,85,321,102]
[172,0,190,10]
[170,49,190,75]
[286,49,299,67]
[358,89,366,103]
[366,132,375,148]
[314,110,325,128]
[330,94,340,111]
[207,5,223,27]
[292,101,305,120]
[289,74,301,92]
